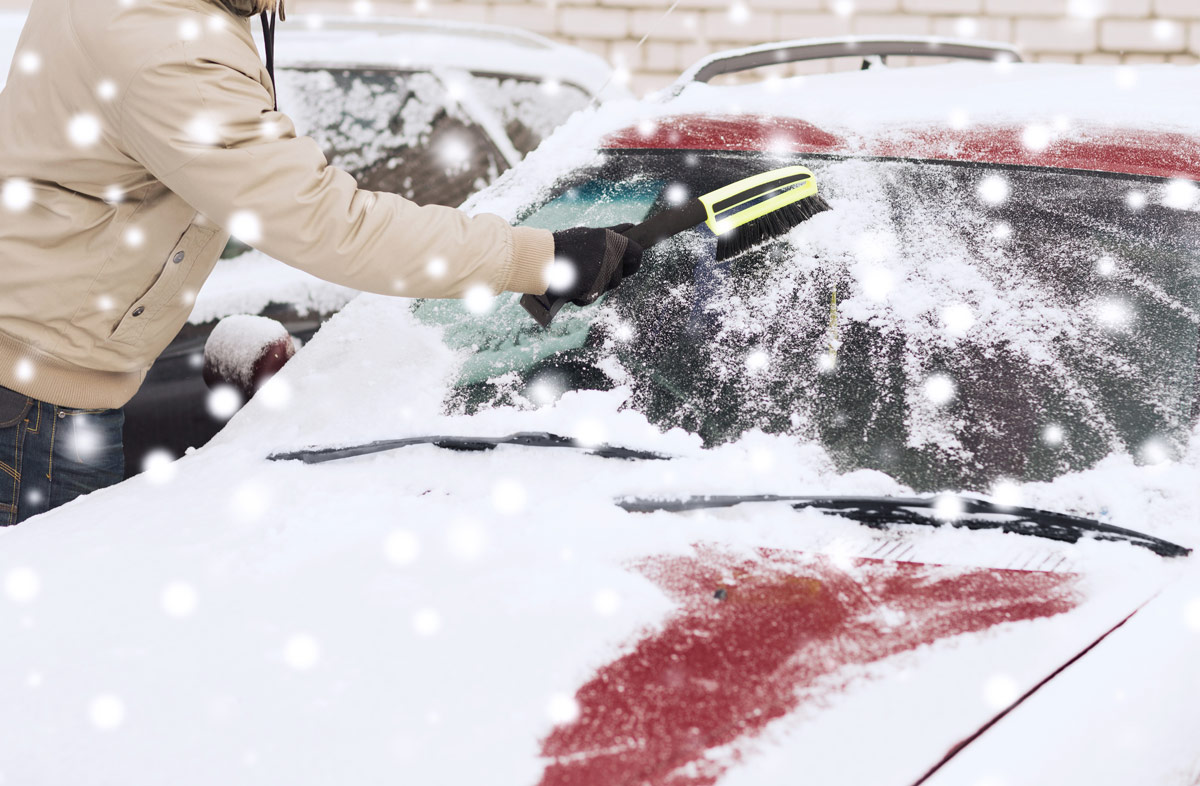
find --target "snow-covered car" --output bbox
[3,37,1200,786]
[34,14,617,475]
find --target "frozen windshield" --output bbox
[414,151,1200,492]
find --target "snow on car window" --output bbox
[415,151,1200,493]
[467,75,591,155]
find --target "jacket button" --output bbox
[173,251,186,264]
[132,306,145,317]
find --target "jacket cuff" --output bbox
[502,226,554,295]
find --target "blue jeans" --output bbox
[0,385,124,525]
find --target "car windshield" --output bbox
[413,150,1200,493]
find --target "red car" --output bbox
[3,37,1198,786]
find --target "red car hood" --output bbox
[538,542,1173,786]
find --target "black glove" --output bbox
[549,224,644,307]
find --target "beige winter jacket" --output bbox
[0,0,554,409]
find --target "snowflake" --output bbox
[593,589,621,616]
[425,257,448,278]
[1163,179,1200,211]
[2,178,34,211]
[491,479,527,515]
[353,1,372,16]
[185,115,221,146]
[160,581,198,617]
[141,449,178,484]
[727,1,749,24]
[89,694,126,730]
[178,19,201,41]
[745,349,769,372]
[940,303,976,338]
[923,374,956,405]
[16,50,40,74]
[545,258,577,293]
[858,265,894,302]
[68,114,102,148]
[953,18,978,37]
[546,693,580,724]
[665,183,688,205]
[1096,257,1116,276]
[1125,189,1148,211]
[464,284,495,315]
[14,358,34,382]
[229,211,262,244]
[573,419,607,447]
[977,174,1010,205]
[124,226,145,248]
[1042,424,1064,446]
[206,385,242,420]
[832,0,854,17]
[932,494,963,520]
[283,633,321,670]
[989,480,1022,507]
[1139,438,1169,465]
[982,673,1019,709]
[412,608,442,637]
[1021,124,1052,152]
[4,567,40,603]
[385,529,421,565]
[447,520,487,562]
[1094,298,1132,330]
[948,108,970,130]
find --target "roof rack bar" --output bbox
[673,36,1024,92]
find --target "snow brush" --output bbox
[521,165,831,327]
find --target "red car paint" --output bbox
[601,114,1200,181]
[539,546,1078,786]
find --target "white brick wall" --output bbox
[0,0,1192,95]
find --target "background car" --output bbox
[2,36,1199,786]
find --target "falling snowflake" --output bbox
[178,18,201,40]
[68,114,102,147]
[990,480,1022,507]
[665,183,688,205]
[546,693,580,724]
[412,608,442,637]
[283,633,321,671]
[426,257,448,278]
[544,258,577,293]
[540,78,561,96]
[1042,424,1065,446]
[447,520,487,562]
[982,673,1019,709]
[1095,257,1116,276]
[1162,179,1200,211]
[186,115,221,146]
[940,303,976,338]
[89,695,126,731]
[832,0,854,17]
[1067,0,1100,18]
[353,0,372,15]
[491,479,527,515]
[1094,298,1132,329]
[1139,438,1169,465]
[68,417,102,459]
[932,494,963,520]
[953,18,978,37]
[16,50,40,74]
[384,529,421,565]
[124,226,145,248]
[141,449,178,484]
[858,265,894,302]
[14,358,34,383]
[574,419,607,447]
[3,178,34,212]
[1021,124,1052,152]
[948,108,970,130]
[464,285,495,315]
[593,589,621,616]
[229,211,262,244]
[977,174,1010,205]
[206,385,242,420]
[923,374,956,405]
[160,581,198,618]
[745,349,769,372]
[1125,189,1147,211]
[229,482,271,523]
[727,2,750,24]
[4,567,40,603]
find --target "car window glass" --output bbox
[414,151,1200,492]
[465,75,591,156]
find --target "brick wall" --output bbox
[3,0,1196,95]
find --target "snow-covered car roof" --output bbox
[270,15,619,98]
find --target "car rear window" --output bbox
[413,150,1200,492]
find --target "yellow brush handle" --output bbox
[699,165,819,236]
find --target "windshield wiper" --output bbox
[617,494,1190,558]
[268,431,671,464]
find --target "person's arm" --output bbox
[115,39,552,298]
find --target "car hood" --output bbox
[2,296,1195,785]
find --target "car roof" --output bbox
[269,15,618,97]
[598,59,1200,181]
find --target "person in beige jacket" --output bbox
[0,0,642,524]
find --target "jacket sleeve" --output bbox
[114,39,553,298]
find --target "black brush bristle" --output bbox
[715,193,832,262]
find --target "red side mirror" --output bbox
[202,315,296,401]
